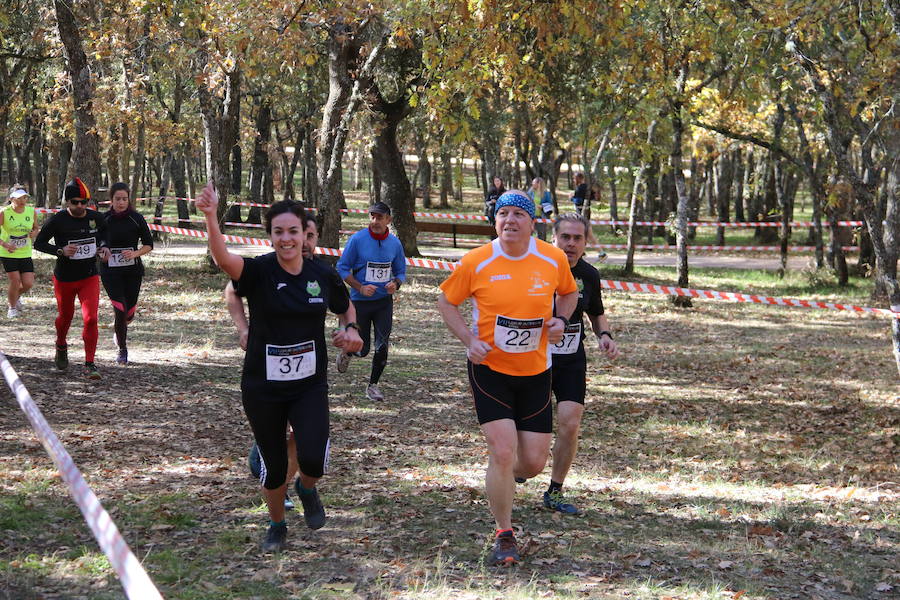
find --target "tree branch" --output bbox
[692,118,802,168]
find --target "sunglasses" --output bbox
[69,199,88,205]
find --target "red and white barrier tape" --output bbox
[592,243,860,252]
[147,224,894,316]
[0,353,163,600]
[600,279,898,317]
[146,224,459,271]
[63,202,870,228]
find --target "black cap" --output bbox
[369,202,391,216]
[64,178,91,201]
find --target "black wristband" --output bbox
[599,330,613,340]
[344,322,359,332]
[393,278,402,290]
[556,315,570,328]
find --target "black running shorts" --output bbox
[467,361,552,433]
[551,361,587,405]
[1,257,33,273]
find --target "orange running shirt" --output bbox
[440,238,578,376]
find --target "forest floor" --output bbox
[0,246,897,600]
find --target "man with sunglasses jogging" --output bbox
[34,178,109,379]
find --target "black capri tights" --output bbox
[101,271,143,349]
[354,296,392,385]
[242,384,330,490]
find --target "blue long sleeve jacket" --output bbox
[336,228,407,302]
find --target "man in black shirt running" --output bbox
[540,213,620,514]
[34,178,109,379]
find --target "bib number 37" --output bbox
[266,341,316,381]
[494,315,543,353]
[550,323,581,355]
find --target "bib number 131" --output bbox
[494,315,543,353]
[266,341,315,381]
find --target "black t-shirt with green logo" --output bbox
[235,253,350,397]
[551,257,604,366]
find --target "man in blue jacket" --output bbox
[336,202,406,401]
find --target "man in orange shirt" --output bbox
[437,191,578,566]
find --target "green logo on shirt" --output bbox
[306,280,321,297]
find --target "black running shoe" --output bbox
[514,477,527,484]
[261,522,287,552]
[487,530,520,566]
[83,362,101,380]
[54,345,68,371]
[294,479,326,530]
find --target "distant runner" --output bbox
[437,191,578,566]
[34,178,109,379]
[335,201,406,401]
[1,185,38,318]
[99,183,153,365]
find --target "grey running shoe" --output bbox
[543,490,579,514]
[487,530,520,566]
[7,306,18,318]
[116,348,128,365]
[55,345,69,371]
[295,479,326,530]
[335,351,351,373]
[83,362,101,380]
[261,522,287,552]
[365,384,384,401]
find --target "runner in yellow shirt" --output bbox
[437,190,578,566]
[0,186,39,318]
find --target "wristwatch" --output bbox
[393,278,402,290]
[556,315,570,328]
[598,330,613,340]
[344,322,360,332]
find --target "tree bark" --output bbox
[316,22,387,249]
[624,120,656,276]
[197,48,241,224]
[54,0,101,192]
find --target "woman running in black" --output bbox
[100,183,153,365]
[195,184,363,552]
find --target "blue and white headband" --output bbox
[495,190,535,218]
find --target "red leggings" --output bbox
[53,275,100,363]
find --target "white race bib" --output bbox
[365,261,392,283]
[70,237,97,260]
[550,323,582,355]
[265,341,316,381]
[109,248,135,267]
[494,315,543,354]
[10,235,28,249]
